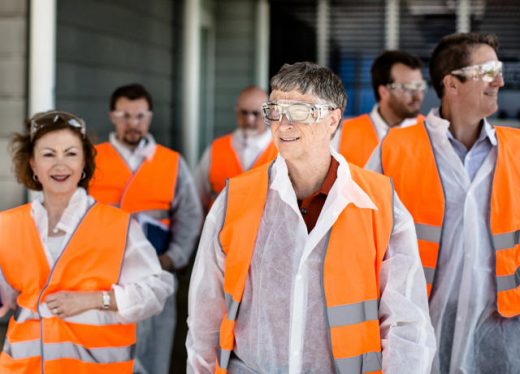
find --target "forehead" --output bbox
[269,89,321,104]
[35,129,82,148]
[390,63,423,82]
[236,90,267,109]
[114,97,150,111]
[468,44,498,65]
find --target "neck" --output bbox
[378,104,402,128]
[43,191,74,228]
[286,152,332,200]
[440,103,483,149]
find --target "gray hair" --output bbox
[270,62,347,113]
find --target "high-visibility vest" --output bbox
[0,203,135,373]
[381,121,520,317]
[90,142,179,226]
[215,161,394,374]
[338,114,424,167]
[208,133,277,199]
[338,114,379,167]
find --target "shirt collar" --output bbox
[370,104,419,138]
[31,188,91,241]
[426,108,497,146]
[109,132,157,161]
[270,150,377,212]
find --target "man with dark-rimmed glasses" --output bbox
[367,32,520,373]
[90,83,202,374]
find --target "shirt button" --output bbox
[300,208,307,215]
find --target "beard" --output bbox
[123,129,144,146]
[389,97,421,119]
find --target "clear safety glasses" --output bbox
[30,111,87,140]
[261,101,336,125]
[386,80,427,94]
[450,60,503,83]
[111,110,153,123]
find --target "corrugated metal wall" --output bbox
[55,0,182,149]
[0,0,27,211]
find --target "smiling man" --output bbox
[89,83,202,374]
[336,50,425,167]
[186,62,435,373]
[367,33,520,373]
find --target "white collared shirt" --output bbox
[187,150,435,373]
[108,132,156,172]
[0,188,174,323]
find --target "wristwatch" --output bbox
[102,291,111,310]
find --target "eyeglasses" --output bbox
[30,111,86,140]
[386,80,427,94]
[112,111,153,123]
[261,101,336,125]
[238,109,261,118]
[450,60,503,83]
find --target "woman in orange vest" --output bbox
[0,111,173,373]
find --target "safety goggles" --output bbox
[111,110,153,123]
[450,60,503,83]
[30,111,86,140]
[386,80,427,94]
[261,101,336,125]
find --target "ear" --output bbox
[328,108,342,134]
[29,157,36,174]
[443,75,458,95]
[378,85,389,101]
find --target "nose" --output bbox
[492,73,505,87]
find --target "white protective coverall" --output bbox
[367,108,520,373]
[187,150,436,373]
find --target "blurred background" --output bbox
[0,1,519,372]
[1,0,519,210]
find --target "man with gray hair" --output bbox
[186,62,435,373]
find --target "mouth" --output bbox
[50,175,71,182]
[279,136,300,142]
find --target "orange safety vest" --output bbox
[338,114,379,167]
[215,162,394,373]
[208,133,277,199]
[0,203,135,373]
[381,121,520,317]
[90,142,179,225]
[338,114,424,167]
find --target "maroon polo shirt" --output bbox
[297,158,339,232]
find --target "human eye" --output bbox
[289,104,310,121]
[263,103,281,120]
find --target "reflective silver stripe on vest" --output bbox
[135,209,171,221]
[3,339,40,359]
[336,351,382,373]
[415,223,442,243]
[217,347,231,370]
[496,267,520,292]
[14,307,39,323]
[225,292,240,321]
[4,340,134,363]
[327,300,378,328]
[423,267,435,285]
[493,230,520,251]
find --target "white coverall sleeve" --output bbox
[364,143,383,172]
[186,190,227,374]
[0,268,17,317]
[112,219,175,322]
[379,192,436,373]
[165,156,204,270]
[193,146,213,213]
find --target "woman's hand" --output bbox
[45,290,113,318]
